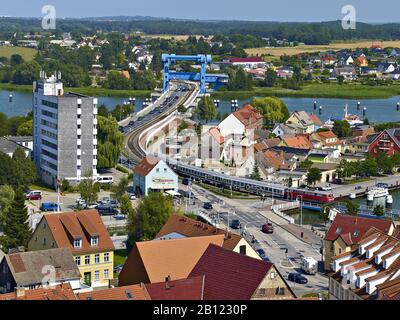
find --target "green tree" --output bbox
[264,68,277,87]
[12,148,37,189]
[332,120,352,138]
[377,151,394,174]
[97,116,124,168]
[197,96,217,123]
[251,97,289,127]
[346,201,359,216]
[320,205,331,225]
[119,194,134,216]
[103,71,131,90]
[306,167,322,186]
[0,188,32,251]
[373,204,385,217]
[78,171,100,205]
[299,159,313,170]
[250,164,261,181]
[0,112,10,136]
[0,185,14,222]
[10,54,23,66]
[111,176,130,202]
[13,61,40,85]
[126,192,174,244]
[16,119,33,136]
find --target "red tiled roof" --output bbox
[0,283,76,300]
[188,244,274,300]
[283,135,313,149]
[233,104,263,127]
[324,214,393,246]
[44,210,114,255]
[78,284,150,300]
[133,156,160,176]
[209,127,224,144]
[144,276,205,300]
[309,114,323,126]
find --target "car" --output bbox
[288,272,308,284]
[262,223,274,234]
[230,219,241,229]
[96,204,117,215]
[321,185,332,191]
[128,193,137,200]
[203,202,213,210]
[355,185,362,190]
[113,214,126,221]
[182,177,191,185]
[40,202,60,212]
[256,248,268,261]
[26,191,42,201]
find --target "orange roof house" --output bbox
[282,135,313,149]
[232,104,263,130]
[118,235,224,286]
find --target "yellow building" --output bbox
[286,111,322,134]
[28,209,115,288]
[323,214,395,271]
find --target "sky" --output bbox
[1,0,400,23]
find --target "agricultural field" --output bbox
[246,40,400,57]
[0,46,38,61]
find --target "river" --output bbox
[0,89,144,117]
[3,89,400,122]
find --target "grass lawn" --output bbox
[29,183,55,193]
[198,182,259,199]
[0,46,38,61]
[212,82,400,100]
[343,178,372,185]
[114,249,128,267]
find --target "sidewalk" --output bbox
[281,223,323,247]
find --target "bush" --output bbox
[60,179,71,193]
[116,165,129,174]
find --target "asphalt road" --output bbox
[180,182,329,297]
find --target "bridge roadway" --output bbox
[124,81,197,164]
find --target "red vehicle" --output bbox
[262,223,274,234]
[26,191,42,201]
[285,189,335,204]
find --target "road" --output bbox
[180,183,329,297]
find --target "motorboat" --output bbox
[367,185,389,202]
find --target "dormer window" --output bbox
[74,239,82,248]
[91,236,99,246]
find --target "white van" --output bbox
[97,176,114,185]
[300,256,318,275]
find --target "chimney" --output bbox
[165,275,172,290]
[225,228,230,240]
[15,287,26,298]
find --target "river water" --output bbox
[0,89,144,117]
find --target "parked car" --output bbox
[40,202,60,212]
[96,205,117,215]
[182,177,191,185]
[203,202,213,210]
[114,214,126,221]
[355,185,362,190]
[321,184,332,191]
[262,223,274,234]
[128,193,136,200]
[26,191,42,201]
[230,219,241,229]
[288,272,308,284]
[256,248,268,261]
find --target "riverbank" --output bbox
[0,83,152,98]
[211,83,400,100]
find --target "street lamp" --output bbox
[296,195,303,226]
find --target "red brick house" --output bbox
[368,128,400,157]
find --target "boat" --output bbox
[343,104,364,127]
[349,193,356,199]
[367,185,389,202]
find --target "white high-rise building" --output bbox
[33,74,98,187]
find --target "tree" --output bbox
[250,164,261,181]
[306,167,322,186]
[320,205,331,225]
[126,192,174,244]
[299,159,313,170]
[287,177,293,188]
[10,54,23,66]
[374,204,385,217]
[264,68,277,87]
[78,171,100,205]
[251,97,289,127]
[119,194,134,216]
[111,177,130,202]
[97,116,124,168]
[0,188,32,251]
[12,148,37,189]
[13,61,41,85]
[177,104,186,113]
[0,185,14,223]
[346,201,359,216]
[377,151,394,174]
[103,71,131,90]
[60,179,71,193]
[332,120,352,138]
[197,96,217,123]
[16,119,33,136]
